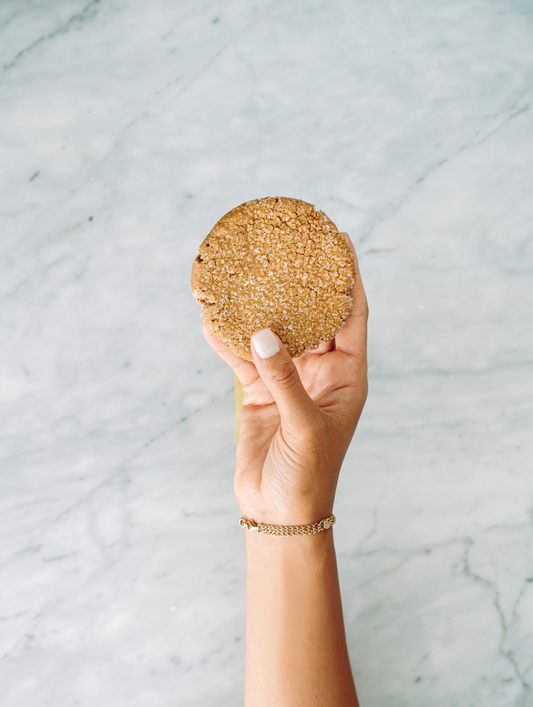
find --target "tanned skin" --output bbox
[202,234,368,707]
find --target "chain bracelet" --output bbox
[239,514,336,536]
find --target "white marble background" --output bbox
[1,0,532,705]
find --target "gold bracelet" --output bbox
[239,514,336,536]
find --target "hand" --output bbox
[201,234,368,526]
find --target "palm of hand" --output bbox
[235,346,365,521]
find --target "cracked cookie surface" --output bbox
[191,196,355,361]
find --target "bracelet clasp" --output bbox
[239,518,259,531]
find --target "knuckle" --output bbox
[269,359,300,389]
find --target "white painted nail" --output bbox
[252,329,280,359]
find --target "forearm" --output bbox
[244,530,358,707]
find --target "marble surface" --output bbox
[1,0,532,705]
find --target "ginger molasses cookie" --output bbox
[191,196,355,361]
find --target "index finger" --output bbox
[334,232,369,360]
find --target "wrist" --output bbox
[244,521,335,557]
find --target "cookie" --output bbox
[191,196,355,361]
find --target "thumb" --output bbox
[250,329,318,430]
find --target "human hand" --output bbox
[201,234,368,526]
